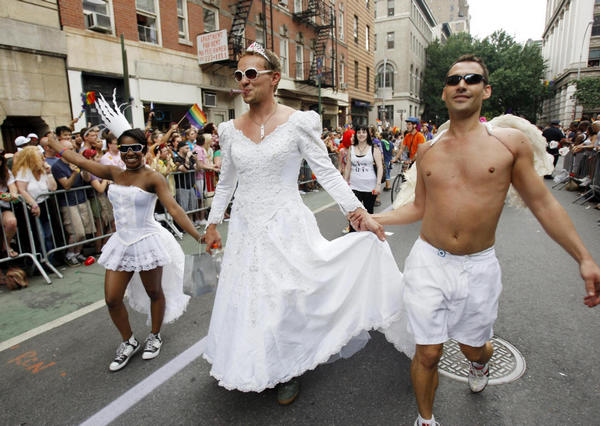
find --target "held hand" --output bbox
[373,188,381,196]
[47,133,62,152]
[580,259,600,307]
[361,214,386,241]
[203,226,222,254]
[31,204,40,217]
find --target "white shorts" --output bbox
[403,238,502,347]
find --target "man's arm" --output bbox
[370,143,429,226]
[510,129,600,307]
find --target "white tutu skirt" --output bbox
[98,227,190,325]
[202,201,415,392]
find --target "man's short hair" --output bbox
[55,126,71,137]
[449,54,490,83]
[177,141,188,151]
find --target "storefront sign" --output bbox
[197,30,229,64]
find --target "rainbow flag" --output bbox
[185,104,207,129]
[85,91,96,105]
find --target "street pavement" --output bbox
[1,170,599,426]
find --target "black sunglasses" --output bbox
[445,73,487,86]
[118,144,144,153]
[234,67,273,82]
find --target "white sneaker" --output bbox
[468,361,489,393]
[109,337,140,371]
[142,333,162,360]
[414,415,439,426]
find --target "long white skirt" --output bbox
[202,201,414,392]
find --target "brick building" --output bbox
[56,0,351,132]
[343,0,376,126]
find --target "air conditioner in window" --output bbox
[86,12,112,32]
[203,92,217,107]
[340,82,348,89]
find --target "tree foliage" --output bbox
[422,31,547,125]
[574,77,600,110]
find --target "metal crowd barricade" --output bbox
[33,185,115,280]
[553,150,574,190]
[162,170,214,238]
[572,151,599,205]
[298,152,339,186]
[0,195,51,283]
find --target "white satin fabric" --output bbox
[203,110,414,392]
[99,184,189,325]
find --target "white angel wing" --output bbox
[391,115,554,210]
[94,89,132,139]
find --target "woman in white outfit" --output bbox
[344,124,383,231]
[203,43,413,405]
[49,112,202,372]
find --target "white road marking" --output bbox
[0,300,106,353]
[80,337,208,426]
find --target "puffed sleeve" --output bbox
[206,122,238,225]
[296,111,363,215]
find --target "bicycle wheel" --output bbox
[390,173,403,204]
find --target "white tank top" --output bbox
[349,145,377,192]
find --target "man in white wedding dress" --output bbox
[355,54,600,426]
[202,43,414,405]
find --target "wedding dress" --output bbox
[98,184,189,324]
[203,110,414,392]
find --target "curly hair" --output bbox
[13,146,44,181]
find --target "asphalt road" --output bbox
[1,177,599,426]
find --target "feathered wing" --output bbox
[391,115,554,210]
[94,89,132,138]
[488,115,554,208]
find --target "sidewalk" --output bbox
[0,189,336,344]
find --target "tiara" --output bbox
[246,42,270,63]
[95,89,132,139]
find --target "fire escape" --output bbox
[293,0,337,89]
[224,0,254,67]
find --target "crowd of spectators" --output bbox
[0,118,222,273]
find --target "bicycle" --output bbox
[390,161,411,204]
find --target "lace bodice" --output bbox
[207,110,362,225]
[108,184,162,245]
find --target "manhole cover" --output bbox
[438,336,526,385]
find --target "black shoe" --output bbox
[277,379,300,405]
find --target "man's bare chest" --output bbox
[421,143,514,191]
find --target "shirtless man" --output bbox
[353,54,600,426]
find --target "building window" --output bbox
[589,48,600,67]
[340,62,345,85]
[365,25,370,51]
[374,33,377,51]
[294,0,303,13]
[295,44,304,79]
[354,15,359,43]
[203,7,218,33]
[386,31,394,49]
[410,64,414,93]
[593,15,600,36]
[339,8,344,41]
[415,68,419,95]
[366,0,369,8]
[366,66,370,91]
[387,0,394,16]
[354,60,359,88]
[83,0,112,32]
[256,27,265,45]
[280,39,289,76]
[376,63,394,89]
[136,0,159,44]
[378,105,393,123]
[176,0,188,39]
